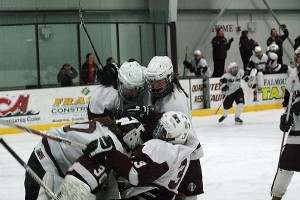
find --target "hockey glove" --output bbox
[279,113,293,132]
[125,106,156,123]
[202,66,208,74]
[243,75,249,82]
[83,136,116,165]
[291,101,300,116]
[221,85,229,92]
[183,60,191,68]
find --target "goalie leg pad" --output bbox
[37,172,64,200]
[56,175,96,200]
[271,169,294,198]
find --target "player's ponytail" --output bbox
[93,116,123,138]
[173,74,189,98]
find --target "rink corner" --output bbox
[191,103,283,117]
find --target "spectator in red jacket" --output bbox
[80,53,99,85]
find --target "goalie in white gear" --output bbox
[183,50,212,78]
[271,47,300,200]
[219,62,245,125]
[118,61,151,111]
[24,116,144,200]
[266,43,291,74]
[87,111,196,199]
[245,46,267,90]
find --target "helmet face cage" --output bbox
[147,75,173,98]
[230,66,239,76]
[118,82,140,103]
[153,122,168,140]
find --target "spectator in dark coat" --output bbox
[239,30,258,71]
[266,25,289,64]
[212,27,234,77]
[294,35,300,50]
[80,53,99,85]
[57,64,78,87]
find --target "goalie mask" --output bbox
[118,61,145,103]
[145,56,174,98]
[153,111,191,145]
[116,116,145,150]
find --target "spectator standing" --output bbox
[57,64,78,87]
[212,27,234,77]
[239,30,257,71]
[266,25,289,64]
[80,53,99,85]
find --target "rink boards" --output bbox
[0,73,287,134]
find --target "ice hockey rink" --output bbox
[0,109,299,200]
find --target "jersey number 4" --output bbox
[168,159,188,189]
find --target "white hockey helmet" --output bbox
[194,50,201,55]
[269,43,279,52]
[145,56,174,98]
[228,62,239,76]
[153,111,191,145]
[116,116,145,150]
[254,46,263,58]
[295,46,300,67]
[118,61,145,103]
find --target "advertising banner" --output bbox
[0,86,98,128]
[190,79,204,110]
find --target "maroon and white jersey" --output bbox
[107,139,195,198]
[34,121,124,176]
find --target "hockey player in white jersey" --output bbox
[183,50,212,78]
[271,47,300,200]
[219,62,245,125]
[245,46,268,90]
[266,43,291,74]
[126,56,203,199]
[87,63,120,120]
[118,61,151,111]
[85,111,195,199]
[24,116,144,200]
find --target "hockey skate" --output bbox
[219,116,226,123]
[272,196,282,200]
[235,117,243,125]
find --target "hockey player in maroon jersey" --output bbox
[85,111,196,199]
[24,116,144,200]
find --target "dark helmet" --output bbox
[97,63,118,86]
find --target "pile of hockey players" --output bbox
[24,56,204,200]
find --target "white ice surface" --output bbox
[0,109,300,200]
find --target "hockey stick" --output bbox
[0,138,58,200]
[78,0,103,69]
[0,119,86,150]
[270,79,295,195]
[212,94,227,115]
[183,46,188,79]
